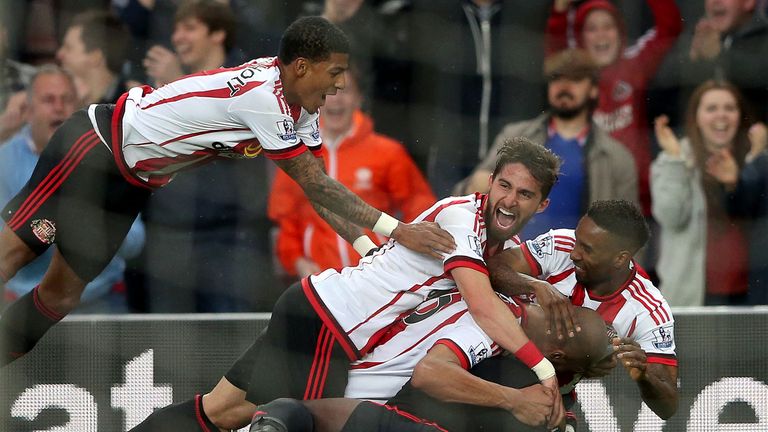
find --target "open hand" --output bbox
[534,282,580,340]
[144,45,184,86]
[705,148,738,189]
[690,19,722,61]
[654,115,681,157]
[390,221,455,259]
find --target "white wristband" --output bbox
[372,212,400,237]
[531,357,556,381]
[352,235,378,257]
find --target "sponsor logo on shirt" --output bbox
[30,219,56,245]
[530,236,554,258]
[276,119,297,141]
[467,235,483,257]
[652,324,674,349]
[310,119,320,141]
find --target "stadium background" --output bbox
[1,308,767,431]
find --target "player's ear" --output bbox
[613,250,631,269]
[536,198,550,214]
[294,58,309,77]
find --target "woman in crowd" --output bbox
[651,80,765,306]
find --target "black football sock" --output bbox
[250,398,314,432]
[0,286,64,367]
[130,395,217,432]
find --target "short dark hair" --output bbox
[175,0,236,52]
[586,200,650,253]
[278,16,350,64]
[492,137,561,199]
[69,11,130,75]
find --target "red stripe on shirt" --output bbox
[546,268,575,285]
[626,285,661,326]
[422,199,472,222]
[596,295,627,325]
[111,89,155,189]
[630,280,668,324]
[520,243,542,276]
[142,80,265,110]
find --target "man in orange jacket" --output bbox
[269,68,435,277]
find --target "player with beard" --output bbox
[487,200,679,420]
[131,138,566,431]
[459,48,637,239]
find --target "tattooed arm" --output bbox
[273,151,455,258]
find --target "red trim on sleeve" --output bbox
[433,339,470,370]
[520,243,542,276]
[444,256,488,276]
[646,355,678,367]
[263,143,308,160]
[307,143,323,157]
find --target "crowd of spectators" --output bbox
[1,0,767,311]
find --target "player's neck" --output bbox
[586,267,633,297]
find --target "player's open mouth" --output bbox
[496,208,517,229]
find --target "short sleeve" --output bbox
[632,315,677,366]
[295,111,323,156]
[431,322,496,370]
[435,206,487,275]
[229,91,307,160]
[521,229,576,279]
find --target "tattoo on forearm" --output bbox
[311,201,364,244]
[275,151,382,229]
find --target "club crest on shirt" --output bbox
[467,235,483,257]
[652,324,674,349]
[612,80,633,102]
[30,219,56,245]
[276,119,297,141]
[468,342,490,365]
[529,236,554,259]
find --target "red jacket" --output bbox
[546,0,682,213]
[268,110,436,275]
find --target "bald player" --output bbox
[250,302,611,432]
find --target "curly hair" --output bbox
[278,16,350,64]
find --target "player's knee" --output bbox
[0,229,36,282]
[250,399,313,432]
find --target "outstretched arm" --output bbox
[273,151,455,258]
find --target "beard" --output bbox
[549,95,594,120]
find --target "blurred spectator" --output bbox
[268,67,435,278]
[655,0,768,127]
[140,0,276,312]
[142,0,243,86]
[546,0,682,215]
[651,80,755,306]
[723,123,768,304]
[56,10,132,106]
[458,48,638,239]
[0,65,144,312]
[0,28,36,143]
[400,1,549,197]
